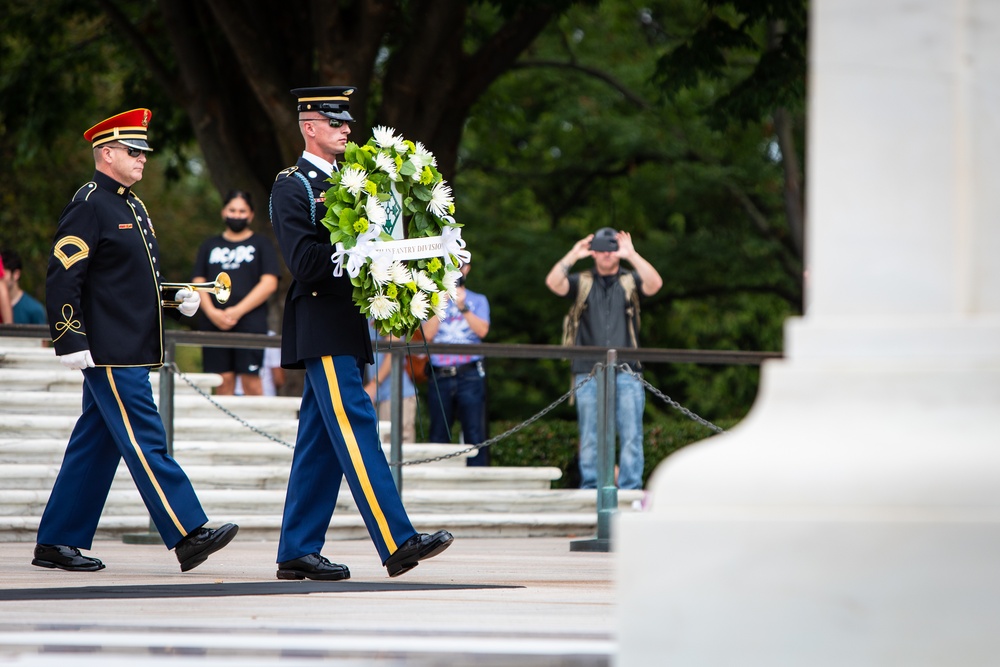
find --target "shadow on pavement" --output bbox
[0,580,521,601]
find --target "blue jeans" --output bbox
[575,371,645,489]
[428,364,488,466]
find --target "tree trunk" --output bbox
[774,107,804,260]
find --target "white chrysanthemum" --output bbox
[389,260,412,285]
[408,154,432,173]
[413,141,437,167]
[427,180,453,218]
[339,166,367,198]
[374,151,399,181]
[442,268,462,300]
[364,196,387,228]
[431,292,449,319]
[371,125,408,153]
[413,270,438,292]
[369,254,393,285]
[369,292,399,320]
[410,291,430,320]
[372,126,399,149]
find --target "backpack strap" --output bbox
[619,272,641,348]
[561,271,594,347]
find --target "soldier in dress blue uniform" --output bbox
[34,108,238,573]
[270,87,453,580]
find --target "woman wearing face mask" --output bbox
[190,190,281,395]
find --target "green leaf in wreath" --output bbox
[412,210,431,233]
[411,184,432,202]
[399,160,417,178]
[320,214,336,235]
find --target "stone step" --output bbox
[0,411,461,454]
[0,462,561,491]
[0,438,472,467]
[0,511,621,543]
[0,345,58,367]
[0,336,49,350]
[0,390,303,419]
[0,414,301,442]
[0,341,613,544]
[0,368,222,393]
[0,488,641,517]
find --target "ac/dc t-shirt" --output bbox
[191,233,281,334]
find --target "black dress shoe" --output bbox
[277,553,351,581]
[32,544,105,572]
[175,523,238,572]
[384,530,454,577]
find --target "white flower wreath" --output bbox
[322,126,469,338]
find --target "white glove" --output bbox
[59,349,95,370]
[176,288,201,317]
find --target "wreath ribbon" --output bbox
[440,222,471,267]
[332,226,381,278]
[331,225,470,279]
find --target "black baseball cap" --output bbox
[590,227,619,252]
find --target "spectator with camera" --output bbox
[544,228,663,490]
[422,259,491,465]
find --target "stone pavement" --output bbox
[0,537,616,666]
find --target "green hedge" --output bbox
[488,416,733,488]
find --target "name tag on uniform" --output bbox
[119,224,133,230]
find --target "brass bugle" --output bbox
[161,272,232,307]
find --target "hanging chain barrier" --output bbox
[385,367,601,467]
[166,362,297,450]
[167,359,724,465]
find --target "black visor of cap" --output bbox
[118,138,152,151]
[292,86,356,123]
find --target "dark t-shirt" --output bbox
[566,268,643,374]
[191,232,280,334]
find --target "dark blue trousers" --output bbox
[427,365,488,465]
[277,355,417,564]
[37,366,208,550]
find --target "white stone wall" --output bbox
[617,2,1000,664]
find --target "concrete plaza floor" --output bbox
[0,536,616,666]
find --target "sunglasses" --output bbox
[108,145,144,158]
[300,117,348,128]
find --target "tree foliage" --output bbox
[459,1,804,425]
[651,0,808,257]
[1,0,808,442]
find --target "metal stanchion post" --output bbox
[598,349,618,544]
[571,349,617,552]
[123,341,175,545]
[390,349,404,493]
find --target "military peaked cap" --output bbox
[291,86,355,122]
[83,108,154,151]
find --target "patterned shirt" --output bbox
[429,289,490,367]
